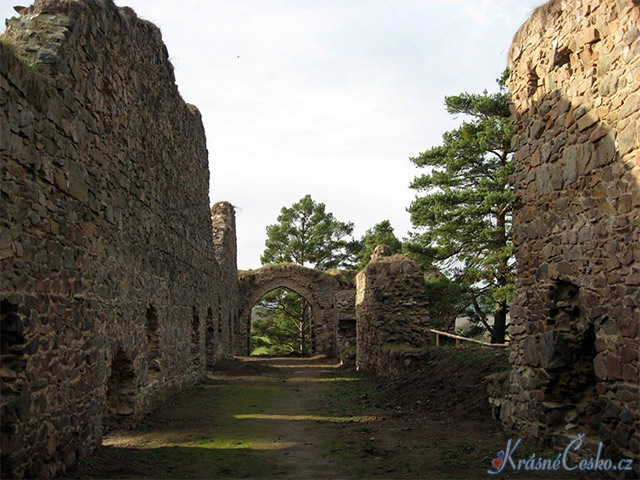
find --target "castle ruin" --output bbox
[1,0,638,477]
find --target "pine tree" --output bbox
[256,195,357,354]
[261,194,357,269]
[355,220,403,270]
[407,70,515,343]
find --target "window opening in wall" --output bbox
[145,305,160,382]
[250,287,312,357]
[554,47,572,70]
[528,69,539,97]
[541,281,598,435]
[191,306,201,365]
[205,307,215,368]
[105,349,136,432]
[1,299,26,404]
[1,299,25,354]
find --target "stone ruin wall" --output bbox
[335,288,357,364]
[494,0,639,464]
[237,264,346,356]
[355,247,431,378]
[0,0,239,477]
[210,201,241,361]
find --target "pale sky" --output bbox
[1,1,542,269]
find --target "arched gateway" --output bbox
[238,264,342,356]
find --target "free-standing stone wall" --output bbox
[210,201,241,363]
[495,0,639,466]
[0,1,239,477]
[355,246,431,378]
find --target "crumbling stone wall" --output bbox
[209,202,241,363]
[355,246,431,378]
[0,1,239,477]
[328,270,357,364]
[238,264,342,356]
[494,0,639,465]
[336,289,357,363]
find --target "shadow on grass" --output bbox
[67,444,287,479]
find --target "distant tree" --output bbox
[256,195,357,354]
[354,220,403,270]
[422,273,474,330]
[261,194,357,269]
[407,69,515,343]
[251,289,307,355]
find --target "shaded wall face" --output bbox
[502,0,639,462]
[0,1,239,478]
[335,289,357,363]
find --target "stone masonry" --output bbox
[355,246,431,378]
[0,1,239,477]
[492,0,639,467]
[209,201,241,363]
[237,264,344,356]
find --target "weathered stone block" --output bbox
[539,331,571,369]
[521,336,540,366]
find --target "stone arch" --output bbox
[238,264,341,356]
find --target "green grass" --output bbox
[70,380,288,478]
[439,344,511,372]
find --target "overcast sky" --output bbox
[2,1,542,269]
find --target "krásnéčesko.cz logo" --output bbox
[487,434,635,475]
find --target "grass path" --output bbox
[67,355,574,479]
[69,357,354,478]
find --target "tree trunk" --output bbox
[491,302,507,344]
[300,297,307,354]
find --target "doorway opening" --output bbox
[250,287,312,357]
[104,349,137,431]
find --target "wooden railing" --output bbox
[430,328,509,348]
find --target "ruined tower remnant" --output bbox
[0,1,240,477]
[355,247,431,377]
[493,0,639,466]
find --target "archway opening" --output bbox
[191,306,201,365]
[250,287,313,357]
[205,307,215,368]
[104,349,136,432]
[145,305,160,383]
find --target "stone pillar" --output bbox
[355,246,430,378]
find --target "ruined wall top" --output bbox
[371,244,392,260]
[211,201,238,275]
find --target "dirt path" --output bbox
[228,356,343,479]
[66,355,579,479]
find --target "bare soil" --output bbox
[64,349,585,479]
